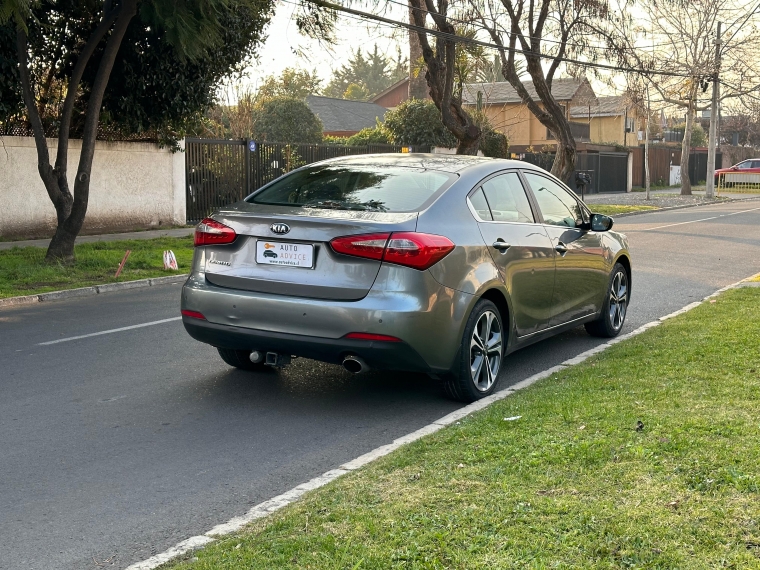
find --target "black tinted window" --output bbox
[523,171,583,228]
[481,173,534,223]
[249,165,454,212]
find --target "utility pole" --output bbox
[705,21,722,198]
[645,85,651,201]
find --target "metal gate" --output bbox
[185,139,403,224]
[522,151,629,194]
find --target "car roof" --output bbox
[314,153,507,173]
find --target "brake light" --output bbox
[181,309,206,320]
[345,332,401,342]
[330,232,454,270]
[194,218,237,246]
[383,232,455,270]
[330,233,390,260]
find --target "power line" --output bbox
[304,0,696,78]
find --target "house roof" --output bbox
[370,78,409,103]
[305,95,388,133]
[570,95,630,119]
[462,78,597,106]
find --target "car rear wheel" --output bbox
[444,299,504,403]
[585,262,628,338]
[217,348,270,372]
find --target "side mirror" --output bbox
[591,213,614,232]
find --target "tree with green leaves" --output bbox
[383,99,457,149]
[346,126,390,145]
[251,96,323,143]
[257,67,321,100]
[324,44,406,100]
[0,0,274,262]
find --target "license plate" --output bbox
[256,240,314,268]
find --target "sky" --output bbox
[224,1,409,98]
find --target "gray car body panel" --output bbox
[182,154,631,374]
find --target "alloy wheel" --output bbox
[608,270,628,331]
[470,310,503,392]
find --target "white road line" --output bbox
[38,317,182,346]
[626,206,760,232]
[124,275,758,570]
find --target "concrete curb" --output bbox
[606,195,760,218]
[0,274,189,309]
[123,273,760,570]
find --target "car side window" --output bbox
[737,161,752,169]
[752,160,760,168]
[468,187,493,220]
[523,171,583,228]
[480,173,534,223]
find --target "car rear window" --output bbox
[248,164,455,213]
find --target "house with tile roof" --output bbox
[461,78,598,152]
[305,95,389,137]
[570,95,644,147]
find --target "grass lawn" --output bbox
[591,204,659,216]
[0,236,193,298]
[166,287,760,569]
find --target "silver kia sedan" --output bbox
[181,154,631,402]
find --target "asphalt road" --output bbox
[2,200,760,570]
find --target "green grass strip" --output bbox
[0,237,193,298]
[591,204,659,216]
[166,288,760,569]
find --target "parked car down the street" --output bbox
[181,154,631,402]
[714,159,760,183]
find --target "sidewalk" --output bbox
[0,227,194,251]
[584,187,759,208]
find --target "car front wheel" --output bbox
[585,262,629,338]
[444,299,504,402]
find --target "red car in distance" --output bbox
[714,158,760,183]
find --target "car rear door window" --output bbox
[480,173,534,223]
[523,171,583,228]
[249,165,454,213]
[468,187,493,220]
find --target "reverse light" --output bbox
[181,309,206,320]
[345,332,402,342]
[329,233,390,260]
[330,232,454,270]
[194,218,237,246]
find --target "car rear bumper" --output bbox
[180,265,476,372]
[182,317,432,372]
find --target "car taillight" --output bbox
[383,232,455,270]
[194,218,237,246]
[330,232,454,270]
[330,233,390,260]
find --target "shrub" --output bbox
[383,99,457,149]
[346,126,391,146]
[251,96,323,144]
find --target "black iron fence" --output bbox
[520,151,630,194]
[185,139,404,224]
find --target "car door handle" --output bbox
[555,242,568,254]
[492,241,511,251]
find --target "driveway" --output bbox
[1,200,759,569]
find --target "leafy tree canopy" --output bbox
[252,96,323,143]
[258,67,321,100]
[0,0,274,145]
[383,99,457,149]
[323,44,406,100]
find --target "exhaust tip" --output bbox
[249,350,263,364]
[342,355,368,374]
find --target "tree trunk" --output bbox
[46,0,138,262]
[552,137,576,183]
[408,5,428,100]
[680,106,694,195]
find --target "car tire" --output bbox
[444,299,505,403]
[217,348,270,371]
[585,262,629,338]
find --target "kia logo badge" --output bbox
[270,223,290,235]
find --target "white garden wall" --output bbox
[0,136,185,238]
